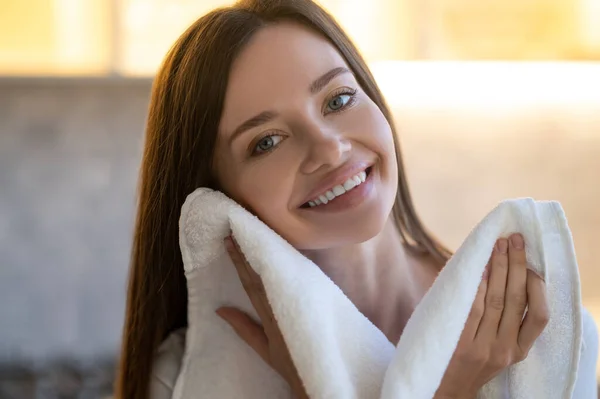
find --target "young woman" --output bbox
[116,1,599,398]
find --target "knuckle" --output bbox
[532,310,550,327]
[475,351,490,366]
[513,348,529,363]
[454,345,468,359]
[490,351,512,368]
[487,294,505,311]
[469,303,484,319]
[490,344,514,365]
[509,293,528,312]
[462,348,488,365]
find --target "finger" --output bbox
[498,234,528,341]
[225,235,262,291]
[216,307,270,364]
[223,238,307,397]
[225,236,275,327]
[517,269,549,354]
[475,238,509,341]
[463,262,489,341]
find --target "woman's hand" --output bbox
[216,236,309,399]
[217,233,548,399]
[434,233,550,399]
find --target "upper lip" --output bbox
[299,160,373,206]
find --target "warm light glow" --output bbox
[581,0,600,52]
[1,0,599,75]
[370,61,600,114]
[0,0,110,75]
[119,0,236,75]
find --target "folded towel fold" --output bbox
[174,188,583,399]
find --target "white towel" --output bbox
[174,188,583,399]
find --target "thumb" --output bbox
[216,307,270,364]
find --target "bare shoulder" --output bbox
[150,328,187,399]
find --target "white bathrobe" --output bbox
[148,310,598,399]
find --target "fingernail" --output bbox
[510,234,524,250]
[496,238,508,254]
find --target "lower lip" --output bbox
[302,168,375,213]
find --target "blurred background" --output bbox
[1,0,599,397]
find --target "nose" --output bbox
[300,125,352,175]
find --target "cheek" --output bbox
[347,99,397,160]
[226,160,296,220]
[352,100,399,198]
[367,104,395,147]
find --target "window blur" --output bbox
[1,0,599,75]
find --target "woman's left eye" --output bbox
[325,90,357,113]
[252,134,284,155]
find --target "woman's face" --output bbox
[214,22,398,250]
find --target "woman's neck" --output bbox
[302,218,440,344]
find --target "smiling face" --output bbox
[214,21,398,250]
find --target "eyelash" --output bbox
[250,132,285,156]
[249,87,359,157]
[323,87,358,115]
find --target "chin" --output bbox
[346,203,393,243]
[293,200,394,250]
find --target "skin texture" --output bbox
[214,22,549,399]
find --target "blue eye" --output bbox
[253,134,283,155]
[325,89,357,113]
[328,94,351,111]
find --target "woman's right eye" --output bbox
[252,134,284,156]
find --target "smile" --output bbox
[304,167,372,208]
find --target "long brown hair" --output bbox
[116,0,451,397]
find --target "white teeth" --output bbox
[358,171,366,182]
[332,185,345,196]
[306,168,370,208]
[343,178,357,191]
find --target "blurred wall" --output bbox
[0,78,149,364]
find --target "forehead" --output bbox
[220,22,349,133]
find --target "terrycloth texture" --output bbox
[174,188,584,399]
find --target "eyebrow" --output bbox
[229,110,278,145]
[309,66,350,94]
[229,66,351,144]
